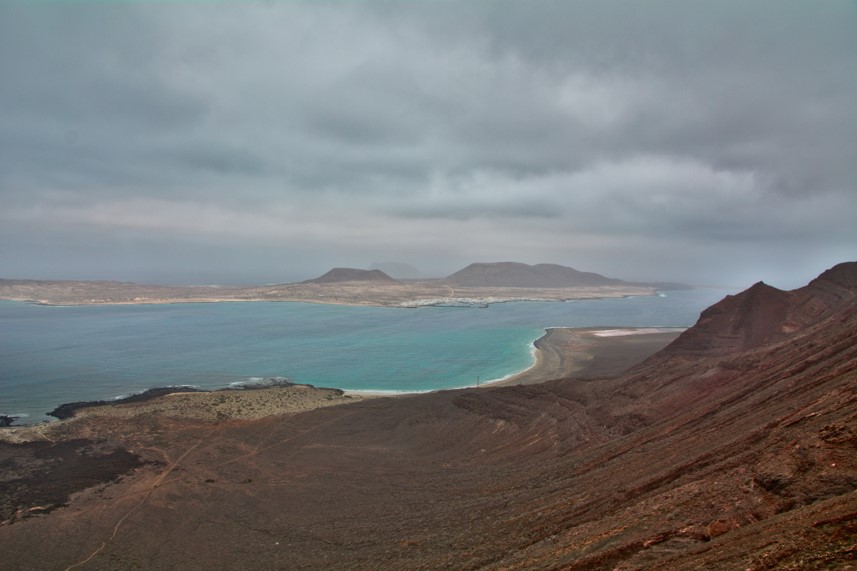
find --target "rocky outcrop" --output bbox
[48,387,205,419]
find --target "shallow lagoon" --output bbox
[0,288,732,423]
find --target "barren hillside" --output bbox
[1,263,855,569]
[301,268,397,284]
[445,262,626,288]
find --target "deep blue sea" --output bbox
[0,289,733,424]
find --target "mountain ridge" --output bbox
[301,267,396,284]
[445,261,626,288]
[663,261,857,356]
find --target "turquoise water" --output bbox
[0,289,732,424]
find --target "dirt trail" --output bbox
[65,427,220,570]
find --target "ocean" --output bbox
[0,288,733,424]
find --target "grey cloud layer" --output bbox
[1,1,854,286]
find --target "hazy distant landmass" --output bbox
[0,262,661,307]
[301,268,397,284]
[630,280,693,291]
[369,262,422,280]
[445,262,626,288]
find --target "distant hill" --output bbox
[445,262,626,288]
[302,268,396,284]
[369,262,422,280]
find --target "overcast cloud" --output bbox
[1,1,855,288]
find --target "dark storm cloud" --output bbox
[0,1,854,287]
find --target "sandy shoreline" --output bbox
[491,327,684,387]
[343,326,684,394]
[1,327,683,440]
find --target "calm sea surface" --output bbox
[0,289,733,424]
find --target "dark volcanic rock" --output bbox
[48,386,204,419]
[0,439,148,524]
[302,267,397,284]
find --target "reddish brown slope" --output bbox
[1,263,856,570]
[664,262,857,356]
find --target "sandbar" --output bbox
[493,327,684,386]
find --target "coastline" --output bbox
[0,384,376,442]
[489,326,685,387]
[345,326,685,396]
[2,326,683,436]
[0,280,657,308]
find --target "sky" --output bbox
[1,1,855,289]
